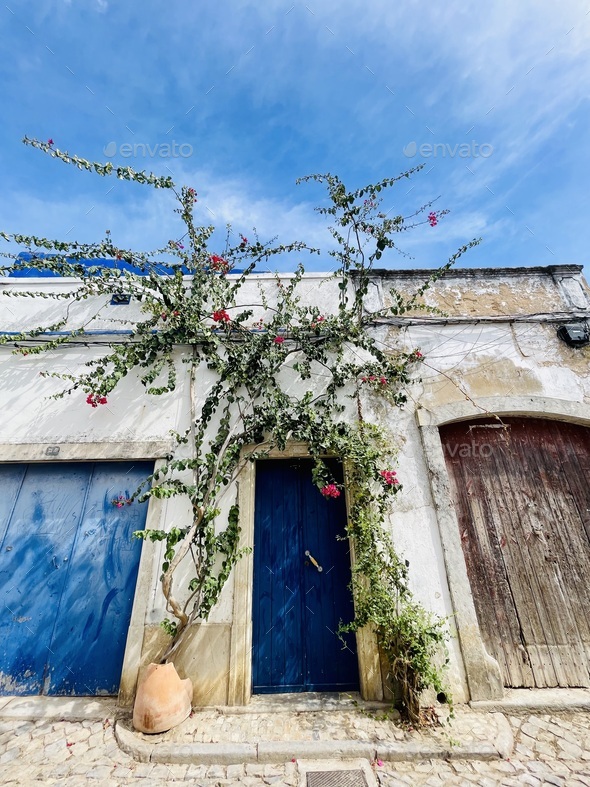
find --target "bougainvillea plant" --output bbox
[0,137,479,723]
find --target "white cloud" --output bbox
[4,0,589,273]
[0,165,332,270]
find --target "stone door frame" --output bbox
[227,443,383,706]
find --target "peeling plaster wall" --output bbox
[1,265,588,705]
[375,265,587,316]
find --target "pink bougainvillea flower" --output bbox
[240,235,248,246]
[86,393,107,408]
[380,470,398,486]
[212,309,231,323]
[320,484,341,498]
[112,494,132,508]
[47,138,54,146]
[414,350,423,359]
[380,376,387,385]
[428,211,438,227]
[311,314,326,329]
[210,254,229,273]
[273,336,285,344]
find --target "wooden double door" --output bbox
[441,418,590,688]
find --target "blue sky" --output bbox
[1,0,589,273]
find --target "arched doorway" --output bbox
[440,417,590,688]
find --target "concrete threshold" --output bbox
[203,692,392,715]
[0,695,118,722]
[470,688,590,713]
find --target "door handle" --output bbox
[305,550,323,572]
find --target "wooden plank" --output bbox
[301,459,358,692]
[526,423,590,676]
[490,424,579,686]
[0,463,92,694]
[549,422,590,634]
[252,460,304,692]
[269,461,286,688]
[47,461,152,695]
[466,452,538,686]
[441,424,535,686]
[280,460,303,689]
[486,424,564,685]
[441,418,590,689]
[252,460,278,691]
[321,459,358,690]
[507,422,590,685]
[0,465,26,546]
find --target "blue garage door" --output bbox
[252,459,359,693]
[0,461,153,696]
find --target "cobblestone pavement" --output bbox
[0,710,590,785]
[143,704,493,747]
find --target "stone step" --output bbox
[114,707,514,765]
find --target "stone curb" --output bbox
[471,688,590,714]
[114,716,514,765]
[115,722,156,763]
[0,697,117,722]
[258,741,376,763]
[375,741,499,762]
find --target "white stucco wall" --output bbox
[1,264,588,705]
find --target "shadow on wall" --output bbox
[0,351,182,443]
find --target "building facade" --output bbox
[0,264,588,707]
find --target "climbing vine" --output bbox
[1,138,479,722]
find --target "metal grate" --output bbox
[306,770,368,787]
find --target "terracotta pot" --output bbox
[132,662,193,734]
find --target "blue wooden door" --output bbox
[0,461,152,695]
[252,459,359,693]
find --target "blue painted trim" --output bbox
[0,329,273,337]
[0,330,136,336]
[2,253,256,277]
